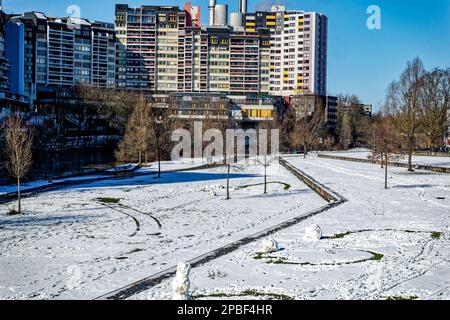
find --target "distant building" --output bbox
[5,21,25,96]
[338,101,372,119]
[289,94,337,133]
[1,2,328,126]
[0,9,28,113]
[150,92,283,125]
[7,12,116,107]
[0,9,9,91]
[184,2,201,28]
[245,6,328,97]
[115,4,327,97]
[363,104,373,117]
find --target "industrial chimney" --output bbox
[209,0,216,26]
[229,12,243,29]
[214,4,228,26]
[238,0,247,14]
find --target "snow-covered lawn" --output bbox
[0,160,325,299]
[134,154,450,300]
[0,158,212,196]
[321,148,450,168]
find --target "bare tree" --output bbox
[336,94,373,149]
[290,107,326,157]
[34,117,58,180]
[147,102,180,178]
[321,134,335,151]
[420,68,450,151]
[3,115,33,213]
[279,106,297,153]
[339,112,353,150]
[115,95,150,164]
[78,84,136,138]
[370,116,402,189]
[384,58,426,171]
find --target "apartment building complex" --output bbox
[6,12,116,105]
[114,4,272,96]
[244,6,327,96]
[114,4,326,97]
[0,9,8,91]
[1,2,327,124]
[0,8,28,111]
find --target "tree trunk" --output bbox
[44,150,48,180]
[226,164,230,200]
[407,147,413,171]
[385,155,388,190]
[264,161,267,195]
[157,144,161,178]
[303,143,307,158]
[17,177,21,213]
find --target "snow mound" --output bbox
[260,238,279,253]
[200,184,225,192]
[209,190,218,197]
[303,224,322,242]
[172,262,192,300]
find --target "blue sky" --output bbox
[3,0,450,109]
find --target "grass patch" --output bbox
[252,252,266,260]
[254,250,384,266]
[330,231,352,239]
[367,251,384,261]
[329,228,437,240]
[386,295,418,300]
[236,181,291,191]
[194,290,293,300]
[431,232,442,239]
[96,197,121,204]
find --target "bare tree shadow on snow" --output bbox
[0,214,96,227]
[56,171,260,193]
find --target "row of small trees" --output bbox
[367,58,449,189]
[280,105,335,155]
[380,58,450,172]
[115,95,177,177]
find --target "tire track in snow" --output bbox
[117,203,162,229]
[99,203,140,237]
[94,157,347,300]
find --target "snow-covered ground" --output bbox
[133,153,450,300]
[321,148,450,168]
[2,152,450,300]
[0,159,325,299]
[0,158,212,196]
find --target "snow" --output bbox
[0,159,324,299]
[172,262,192,300]
[0,175,111,196]
[260,238,279,253]
[303,224,322,242]
[0,181,51,195]
[0,158,213,196]
[321,148,450,168]
[2,152,450,300]
[133,153,450,300]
